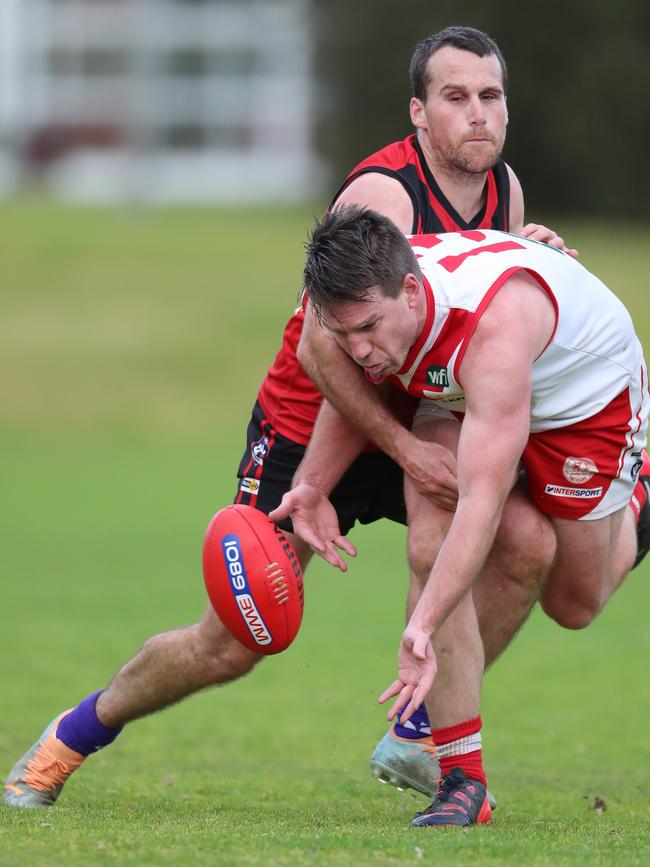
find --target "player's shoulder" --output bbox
[350,134,417,173]
[471,266,557,365]
[334,172,414,233]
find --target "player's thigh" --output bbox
[493,480,556,574]
[543,506,626,605]
[405,416,461,575]
[469,481,555,615]
[405,415,461,518]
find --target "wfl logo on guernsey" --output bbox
[563,456,598,484]
[221,534,272,646]
[251,435,270,466]
[425,365,449,391]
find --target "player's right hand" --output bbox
[269,482,357,571]
[403,439,458,510]
[520,223,579,258]
[378,624,437,723]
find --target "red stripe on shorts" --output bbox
[235,417,277,508]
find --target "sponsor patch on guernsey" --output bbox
[545,484,603,499]
[240,477,260,494]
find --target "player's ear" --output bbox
[403,273,421,307]
[410,97,426,130]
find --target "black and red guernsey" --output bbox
[257,134,512,445]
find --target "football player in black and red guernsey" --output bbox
[4,27,569,813]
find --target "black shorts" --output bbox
[234,400,406,534]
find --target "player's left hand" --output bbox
[402,438,458,511]
[520,223,579,258]
[378,624,437,724]
[269,482,357,571]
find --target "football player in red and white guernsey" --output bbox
[274,205,649,826]
[4,27,571,816]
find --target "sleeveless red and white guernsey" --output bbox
[397,230,648,519]
[396,230,643,427]
[257,135,511,445]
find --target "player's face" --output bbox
[411,46,508,175]
[319,278,422,379]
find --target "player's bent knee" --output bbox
[540,588,599,630]
[407,529,445,583]
[196,631,262,685]
[194,607,263,685]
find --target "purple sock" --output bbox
[56,690,122,756]
[393,702,431,739]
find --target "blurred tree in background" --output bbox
[313,0,650,216]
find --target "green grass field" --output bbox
[1,201,649,866]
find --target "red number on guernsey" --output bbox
[410,234,444,251]
[438,240,526,273]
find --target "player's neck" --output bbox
[417,133,488,223]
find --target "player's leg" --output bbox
[401,430,490,826]
[5,401,316,809]
[3,604,264,808]
[403,414,555,667]
[371,415,555,803]
[370,445,467,798]
[97,605,261,726]
[541,504,635,629]
[524,381,649,629]
[473,480,557,666]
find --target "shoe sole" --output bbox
[370,757,429,794]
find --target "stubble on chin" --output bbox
[449,145,502,175]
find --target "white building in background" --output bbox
[0,0,325,203]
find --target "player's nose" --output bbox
[468,97,487,123]
[348,334,373,362]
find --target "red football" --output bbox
[202,505,304,654]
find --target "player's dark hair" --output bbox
[303,205,422,321]
[410,26,508,101]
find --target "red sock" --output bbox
[431,716,486,787]
[630,451,650,522]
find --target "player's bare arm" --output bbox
[381,273,555,720]
[269,398,364,569]
[333,172,416,233]
[297,170,457,507]
[507,164,578,257]
[298,304,457,509]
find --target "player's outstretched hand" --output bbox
[520,223,579,258]
[403,439,458,511]
[269,482,357,571]
[378,625,437,724]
